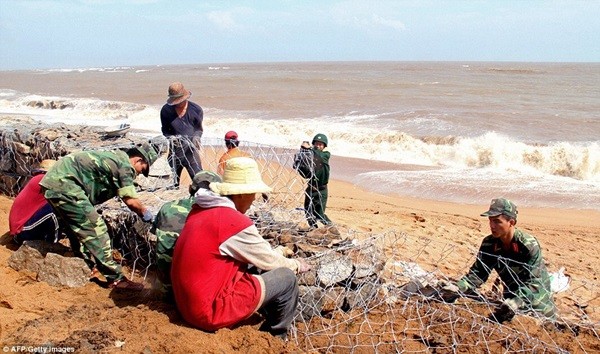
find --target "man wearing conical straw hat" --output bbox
[171,157,311,339]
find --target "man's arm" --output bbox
[220,225,304,273]
[160,106,174,136]
[456,242,494,293]
[293,145,313,179]
[121,196,147,217]
[122,196,153,222]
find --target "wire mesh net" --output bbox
[1,127,599,352]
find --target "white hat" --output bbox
[210,157,272,195]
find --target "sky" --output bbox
[0,0,599,70]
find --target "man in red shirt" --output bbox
[9,159,60,244]
[171,157,311,339]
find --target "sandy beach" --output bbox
[1,174,599,352]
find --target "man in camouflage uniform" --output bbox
[152,170,222,299]
[293,133,332,229]
[40,143,158,291]
[441,198,556,323]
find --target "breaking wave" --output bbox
[1,90,598,183]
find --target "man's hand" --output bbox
[489,298,519,323]
[274,245,294,258]
[301,141,311,149]
[437,280,461,303]
[296,258,312,273]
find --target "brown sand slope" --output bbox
[1,179,599,353]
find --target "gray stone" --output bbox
[317,253,353,287]
[345,283,380,309]
[354,260,383,279]
[347,245,385,279]
[0,175,22,196]
[37,253,90,288]
[12,141,30,154]
[351,274,379,288]
[298,286,324,320]
[0,152,14,172]
[15,157,34,176]
[8,244,45,273]
[22,240,71,256]
[298,268,317,286]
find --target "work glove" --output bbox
[142,209,154,223]
[489,298,519,324]
[437,280,461,303]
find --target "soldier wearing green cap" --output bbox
[40,143,158,291]
[152,170,222,299]
[293,133,332,229]
[440,197,556,323]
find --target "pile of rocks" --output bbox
[0,119,155,196]
[2,121,412,319]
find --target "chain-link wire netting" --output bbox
[1,129,599,352]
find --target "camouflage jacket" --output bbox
[40,150,137,204]
[153,197,194,272]
[293,147,330,189]
[457,229,556,318]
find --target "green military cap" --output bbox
[481,198,518,220]
[312,133,328,147]
[189,171,222,195]
[135,142,158,177]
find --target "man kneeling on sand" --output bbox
[170,157,311,339]
[153,170,222,300]
[40,143,158,291]
[439,198,557,323]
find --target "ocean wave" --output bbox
[487,68,547,75]
[1,90,598,182]
[337,130,599,181]
[36,66,136,73]
[0,91,149,127]
[202,112,600,181]
[1,93,146,114]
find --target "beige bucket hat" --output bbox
[166,82,192,106]
[210,157,272,195]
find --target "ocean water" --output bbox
[0,62,599,210]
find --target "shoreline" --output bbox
[327,177,600,229]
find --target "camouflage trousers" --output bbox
[44,189,123,283]
[304,186,331,228]
[154,228,179,300]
